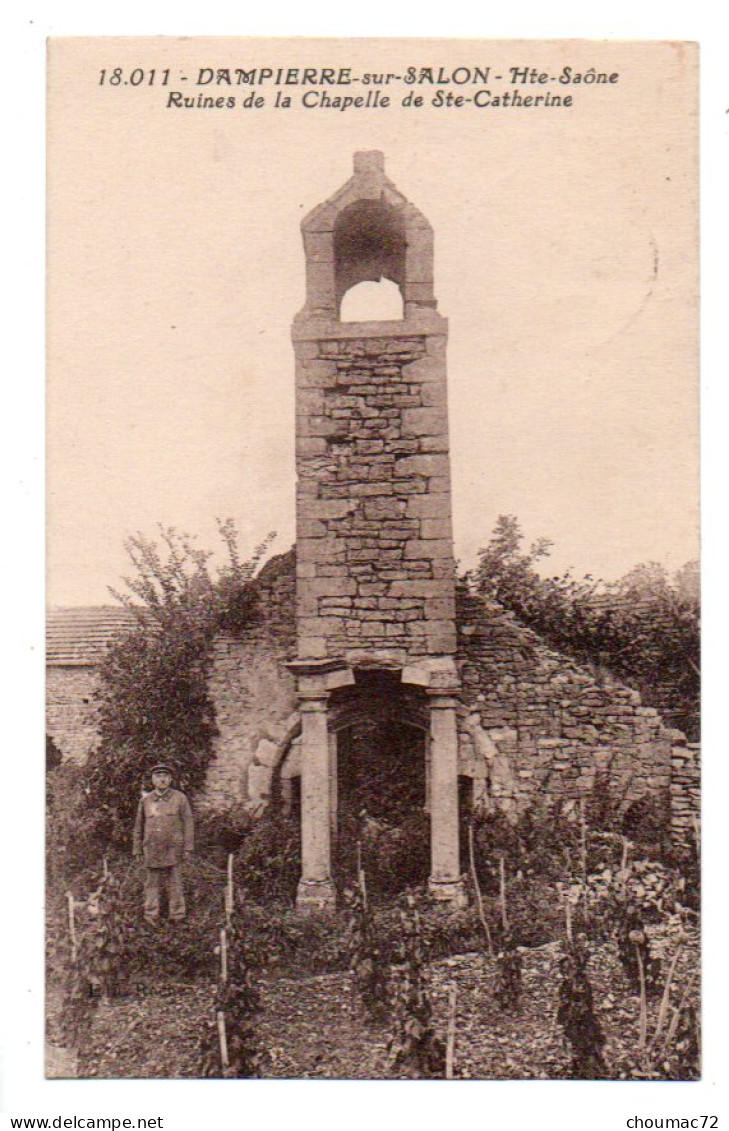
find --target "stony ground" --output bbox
[46,933,698,1080]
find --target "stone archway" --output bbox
[327,670,430,892]
[286,656,466,910]
[329,670,429,813]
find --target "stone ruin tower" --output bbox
[289,151,466,910]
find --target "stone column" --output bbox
[427,690,467,906]
[296,691,336,911]
[328,728,338,836]
[424,731,432,813]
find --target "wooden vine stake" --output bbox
[579,798,587,877]
[467,820,494,957]
[223,853,235,925]
[220,928,228,984]
[358,860,368,916]
[621,836,630,873]
[102,856,109,880]
[66,891,77,963]
[651,944,683,1051]
[565,893,573,944]
[445,985,458,1080]
[499,855,509,932]
[216,1011,229,1073]
[636,946,648,1052]
[579,797,588,919]
[663,972,697,1055]
[215,859,233,1077]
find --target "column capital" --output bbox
[427,688,461,709]
[297,691,330,712]
[286,657,348,677]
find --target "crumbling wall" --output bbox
[670,739,700,847]
[198,550,298,811]
[456,590,679,824]
[201,633,297,811]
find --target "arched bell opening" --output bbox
[328,669,430,896]
[333,198,406,320]
[339,277,404,322]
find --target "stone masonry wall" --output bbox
[198,551,298,811]
[294,327,456,661]
[46,635,297,812]
[46,667,100,765]
[670,740,700,847]
[200,632,297,812]
[456,590,682,823]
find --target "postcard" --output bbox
[45,37,699,1087]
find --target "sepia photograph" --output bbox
[44,37,699,1084]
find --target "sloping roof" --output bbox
[46,606,141,666]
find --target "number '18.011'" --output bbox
[99,69,171,86]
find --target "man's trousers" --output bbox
[143,864,185,921]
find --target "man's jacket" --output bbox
[133,788,194,867]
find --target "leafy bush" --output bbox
[665,838,700,914]
[196,805,257,861]
[494,929,522,1011]
[48,854,229,987]
[46,734,63,771]
[235,811,301,905]
[562,856,685,938]
[470,800,581,889]
[238,904,348,975]
[467,793,698,952]
[333,804,430,899]
[82,523,273,846]
[490,879,565,948]
[622,793,671,846]
[58,867,127,1046]
[556,952,607,1079]
[200,906,264,1078]
[231,898,484,978]
[386,897,446,1079]
[342,884,390,1020]
[46,764,106,888]
[352,810,430,898]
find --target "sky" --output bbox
[46,38,699,606]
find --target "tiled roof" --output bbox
[46,606,142,666]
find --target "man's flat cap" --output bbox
[149,763,174,775]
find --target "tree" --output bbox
[83,521,274,845]
[471,515,553,609]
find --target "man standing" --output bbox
[133,763,194,924]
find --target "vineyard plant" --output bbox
[46,776,699,1080]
